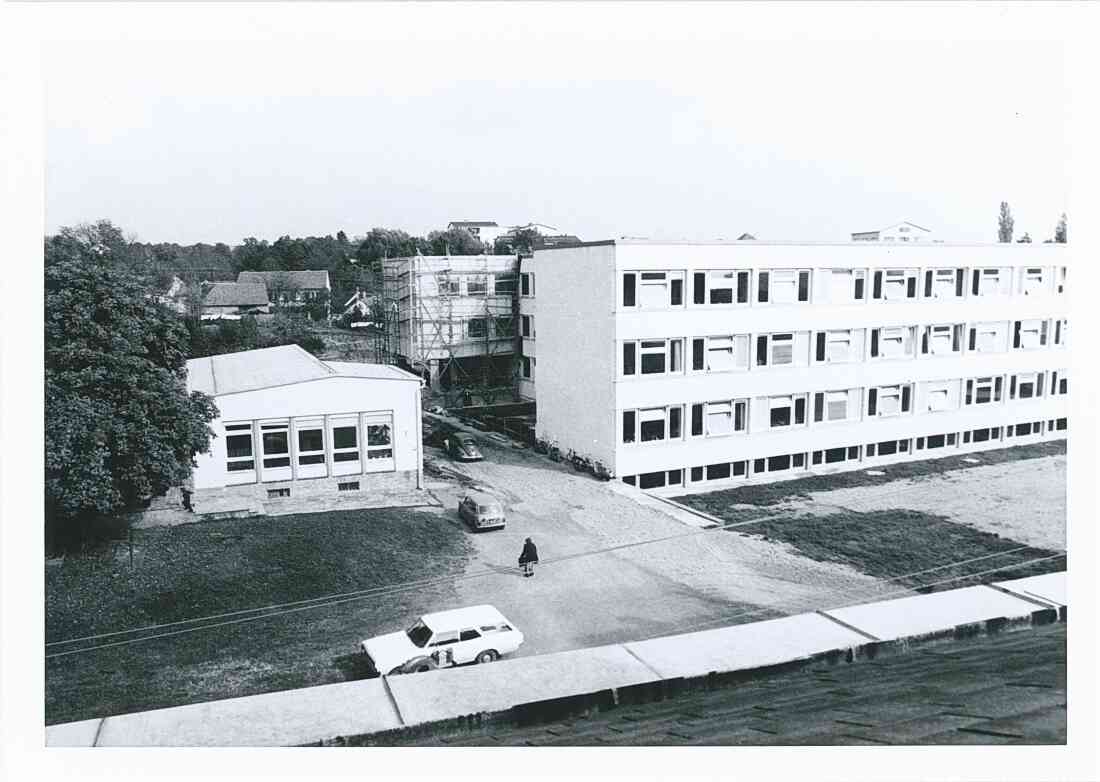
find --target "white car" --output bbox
[359,604,524,677]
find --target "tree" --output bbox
[45,222,218,543]
[426,227,486,256]
[1016,232,1032,243]
[1054,213,1067,243]
[495,228,539,255]
[355,228,427,273]
[998,202,1014,243]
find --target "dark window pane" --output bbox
[878,440,897,456]
[227,434,253,459]
[640,353,665,374]
[706,462,731,480]
[968,328,976,351]
[815,332,826,362]
[368,424,391,446]
[623,343,636,375]
[733,461,746,476]
[693,273,706,304]
[263,457,291,468]
[623,476,636,486]
[794,397,806,424]
[972,269,980,295]
[667,469,682,485]
[227,460,255,472]
[622,411,636,443]
[710,286,733,304]
[901,385,911,412]
[623,273,636,307]
[868,388,878,416]
[298,454,325,465]
[639,471,666,489]
[870,330,879,357]
[756,336,768,366]
[753,458,765,473]
[825,448,846,464]
[927,434,946,449]
[866,444,877,456]
[1057,418,1067,431]
[946,433,956,446]
[368,449,392,460]
[873,271,883,299]
[669,407,682,439]
[847,446,859,460]
[333,426,357,449]
[924,270,932,298]
[798,271,810,301]
[297,429,323,452]
[812,451,823,465]
[770,406,791,427]
[692,338,704,371]
[670,279,683,306]
[854,277,865,299]
[691,404,703,436]
[737,272,749,303]
[793,453,805,468]
[899,440,909,452]
[690,466,703,482]
[640,419,665,442]
[263,431,288,455]
[768,454,791,471]
[757,271,769,302]
[334,452,359,462]
[906,277,917,298]
[955,269,965,297]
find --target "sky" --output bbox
[41,4,1071,246]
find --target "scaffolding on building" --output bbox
[378,254,521,405]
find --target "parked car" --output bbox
[427,405,447,415]
[458,491,506,531]
[445,433,483,462]
[359,605,524,676]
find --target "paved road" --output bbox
[379,623,1067,746]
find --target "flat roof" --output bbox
[536,238,1068,250]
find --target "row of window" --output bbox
[620,318,1068,377]
[620,369,1068,444]
[467,315,515,340]
[224,414,393,477]
[427,273,516,297]
[620,265,1067,310]
[620,418,1068,490]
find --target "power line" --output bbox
[47,480,1018,649]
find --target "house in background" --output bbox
[157,275,190,315]
[186,344,424,516]
[343,288,379,327]
[851,222,933,242]
[448,220,505,246]
[236,270,332,318]
[200,282,271,320]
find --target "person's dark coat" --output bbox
[519,540,539,565]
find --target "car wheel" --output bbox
[476,649,499,664]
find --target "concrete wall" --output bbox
[533,244,618,468]
[193,376,421,491]
[532,240,1067,485]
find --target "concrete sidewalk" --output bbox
[47,571,1066,747]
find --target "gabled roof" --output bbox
[448,221,498,228]
[853,221,932,236]
[187,344,421,396]
[202,282,270,307]
[236,270,331,289]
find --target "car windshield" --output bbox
[478,504,500,514]
[458,438,475,447]
[406,619,433,648]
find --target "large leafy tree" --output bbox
[997,201,1014,243]
[45,222,218,538]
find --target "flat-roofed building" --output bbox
[532,239,1068,493]
[186,345,424,512]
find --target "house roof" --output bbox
[852,221,932,236]
[202,282,270,307]
[187,345,420,396]
[448,221,498,228]
[236,270,331,290]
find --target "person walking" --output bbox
[518,537,539,578]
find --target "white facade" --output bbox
[187,347,423,498]
[533,240,1068,493]
[518,257,537,400]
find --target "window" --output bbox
[638,471,666,490]
[868,439,910,457]
[924,268,965,299]
[923,381,955,412]
[812,446,860,466]
[493,273,516,295]
[261,421,290,469]
[921,324,963,356]
[225,422,255,473]
[826,268,867,302]
[1049,370,1068,397]
[758,269,810,304]
[813,390,852,422]
[635,271,685,308]
[769,394,807,429]
[296,421,325,466]
[706,462,731,481]
[1056,266,1066,294]
[814,329,862,364]
[1020,267,1046,296]
[756,332,807,367]
[494,316,515,338]
[763,453,805,473]
[267,488,290,499]
[703,335,750,371]
[439,276,460,295]
[870,326,915,359]
[338,481,360,492]
[623,273,636,307]
[697,269,751,305]
[332,421,360,463]
[868,384,911,417]
[467,276,487,296]
[520,273,533,297]
[366,417,393,461]
[705,399,748,436]
[639,407,668,442]
[521,315,532,338]
[1012,319,1048,350]
[872,268,918,300]
[972,267,1007,297]
[468,318,487,339]
[521,356,533,379]
[622,476,636,486]
[624,339,683,375]
[622,411,636,443]
[1053,319,1068,347]
[1007,422,1042,438]
[965,376,1003,406]
[968,321,1006,353]
[1010,372,1043,400]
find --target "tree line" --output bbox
[997,203,1067,244]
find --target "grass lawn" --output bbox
[45,508,472,725]
[673,441,1066,593]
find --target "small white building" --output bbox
[187,345,424,511]
[448,221,505,247]
[851,221,933,242]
